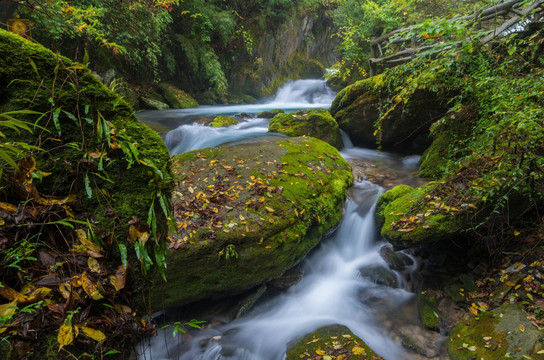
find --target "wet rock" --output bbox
[380,246,414,271]
[140,96,169,110]
[359,265,399,288]
[398,324,445,358]
[269,266,304,290]
[257,109,284,118]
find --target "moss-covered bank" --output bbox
[0,29,170,358]
[152,137,353,309]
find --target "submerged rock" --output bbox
[269,108,343,149]
[285,325,384,360]
[359,265,399,288]
[379,245,414,271]
[152,137,353,308]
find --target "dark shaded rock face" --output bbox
[330,75,449,153]
[152,137,353,309]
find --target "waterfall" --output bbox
[160,79,337,155]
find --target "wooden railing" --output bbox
[368,0,544,75]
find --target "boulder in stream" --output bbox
[211,115,238,127]
[152,136,353,309]
[269,108,343,149]
[285,325,384,360]
[329,74,449,153]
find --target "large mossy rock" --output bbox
[269,108,343,149]
[0,29,170,305]
[330,75,448,152]
[285,325,384,360]
[446,304,544,359]
[152,137,353,309]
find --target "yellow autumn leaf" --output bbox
[81,272,103,300]
[315,348,326,355]
[79,326,106,342]
[88,257,101,274]
[352,346,366,355]
[109,265,126,291]
[0,301,17,332]
[57,323,75,350]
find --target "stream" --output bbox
[137,80,428,360]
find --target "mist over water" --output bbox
[138,79,419,360]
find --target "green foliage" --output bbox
[329,0,495,82]
[0,110,43,180]
[375,21,544,248]
[18,0,178,80]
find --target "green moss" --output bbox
[379,185,464,249]
[418,132,451,179]
[153,137,353,308]
[286,325,383,360]
[376,185,414,228]
[211,115,238,127]
[417,292,440,331]
[447,304,543,360]
[269,109,343,149]
[159,82,198,109]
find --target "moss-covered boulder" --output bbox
[269,108,343,149]
[376,185,465,249]
[152,137,353,308]
[446,304,544,359]
[211,114,238,127]
[159,82,198,109]
[330,74,448,152]
[285,325,384,360]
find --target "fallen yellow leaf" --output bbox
[58,323,75,350]
[79,326,106,342]
[352,346,366,355]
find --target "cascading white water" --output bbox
[138,182,416,360]
[165,118,272,155]
[138,79,421,360]
[139,79,337,155]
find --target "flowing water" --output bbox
[137,80,423,360]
